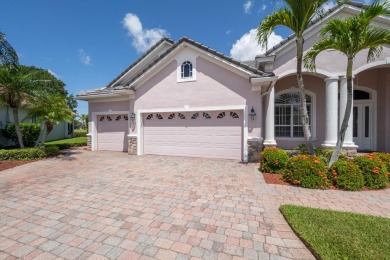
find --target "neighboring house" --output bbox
[77,2,390,162]
[0,105,73,147]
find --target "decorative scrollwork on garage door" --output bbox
[124,115,128,120]
[99,116,104,121]
[230,112,239,118]
[203,112,211,119]
[115,115,121,121]
[217,112,225,119]
[168,113,175,119]
[191,113,199,119]
[178,113,186,119]
[146,114,153,120]
[156,114,163,119]
[107,116,112,121]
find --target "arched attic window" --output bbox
[181,61,193,78]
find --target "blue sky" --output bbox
[1,0,372,115]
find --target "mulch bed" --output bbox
[0,160,34,172]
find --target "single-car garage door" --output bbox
[97,114,129,151]
[143,111,242,160]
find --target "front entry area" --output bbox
[143,110,243,160]
[352,89,376,151]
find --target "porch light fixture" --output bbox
[249,107,256,120]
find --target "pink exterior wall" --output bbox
[132,56,262,138]
[88,101,130,131]
[272,75,326,149]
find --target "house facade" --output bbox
[77,2,390,162]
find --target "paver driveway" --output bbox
[1,149,389,260]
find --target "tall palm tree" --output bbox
[304,0,390,166]
[27,93,74,147]
[0,30,18,68]
[257,0,328,155]
[0,65,65,148]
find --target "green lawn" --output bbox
[280,205,390,260]
[44,136,87,149]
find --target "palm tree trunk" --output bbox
[329,57,354,166]
[34,123,46,148]
[296,37,315,155]
[11,108,24,148]
[40,122,53,145]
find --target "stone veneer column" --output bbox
[87,134,92,151]
[339,76,357,149]
[263,86,277,147]
[322,77,339,148]
[247,139,263,162]
[128,136,137,155]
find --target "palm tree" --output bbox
[27,93,74,147]
[0,65,65,148]
[304,0,390,166]
[0,30,18,68]
[257,0,328,155]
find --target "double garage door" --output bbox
[143,110,243,160]
[97,114,129,151]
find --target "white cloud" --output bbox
[230,29,283,61]
[226,30,231,35]
[122,13,169,53]
[322,1,337,12]
[243,0,254,14]
[78,49,91,65]
[261,4,267,11]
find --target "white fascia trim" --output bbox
[108,41,173,88]
[137,104,248,161]
[89,96,133,103]
[76,91,134,101]
[91,110,130,151]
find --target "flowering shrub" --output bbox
[260,147,288,173]
[353,154,388,189]
[283,155,330,189]
[371,152,390,174]
[329,160,364,191]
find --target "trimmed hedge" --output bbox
[73,129,87,137]
[329,160,364,191]
[40,146,60,157]
[283,155,330,189]
[353,155,388,189]
[260,147,289,173]
[0,148,45,160]
[372,152,390,173]
[44,137,87,150]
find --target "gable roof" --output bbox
[263,1,370,56]
[77,37,274,100]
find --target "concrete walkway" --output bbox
[0,149,389,260]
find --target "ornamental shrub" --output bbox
[260,147,288,173]
[353,154,388,189]
[371,152,390,173]
[283,155,330,189]
[73,129,87,137]
[0,148,45,160]
[40,146,60,157]
[329,160,364,191]
[1,123,41,148]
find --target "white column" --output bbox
[339,76,357,148]
[263,85,277,146]
[322,77,339,148]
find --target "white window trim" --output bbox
[91,111,130,151]
[136,105,248,162]
[176,49,197,83]
[274,89,317,140]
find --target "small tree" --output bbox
[0,66,65,148]
[0,30,18,69]
[257,0,328,155]
[27,93,74,147]
[304,0,390,166]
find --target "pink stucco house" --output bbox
[77,2,390,162]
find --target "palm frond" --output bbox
[304,37,339,71]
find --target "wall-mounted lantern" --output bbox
[249,107,256,120]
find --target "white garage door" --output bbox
[143,111,242,160]
[97,114,129,152]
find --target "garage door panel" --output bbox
[97,114,129,152]
[143,111,242,160]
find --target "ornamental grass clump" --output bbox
[260,147,288,173]
[329,160,364,191]
[353,154,388,189]
[283,155,329,189]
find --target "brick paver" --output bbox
[0,149,389,259]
